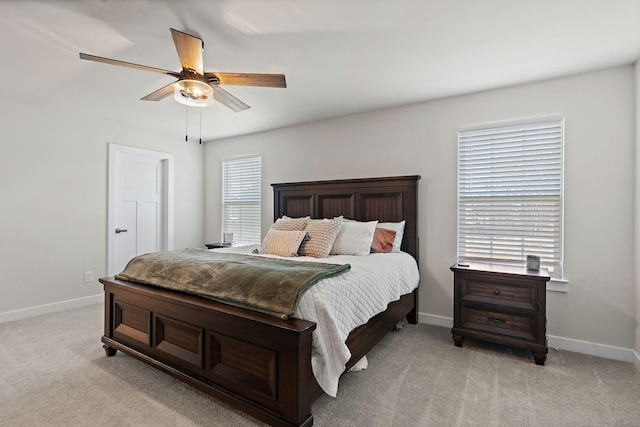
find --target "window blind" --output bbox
[457,116,564,278]
[222,155,261,245]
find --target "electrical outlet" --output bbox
[84,271,93,283]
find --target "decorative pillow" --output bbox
[330,220,378,256]
[376,220,405,252]
[272,216,309,231]
[260,229,308,257]
[298,219,341,258]
[371,228,396,253]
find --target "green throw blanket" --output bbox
[115,248,351,319]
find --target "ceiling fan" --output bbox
[79,28,286,111]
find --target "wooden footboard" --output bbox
[101,277,418,426]
[101,277,318,427]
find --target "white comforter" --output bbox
[211,245,420,397]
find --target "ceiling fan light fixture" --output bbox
[173,79,214,107]
[80,28,285,111]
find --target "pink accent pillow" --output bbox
[371,228,396,253]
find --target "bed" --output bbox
[99,175,420,427]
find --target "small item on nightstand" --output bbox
[223,232,234,245]
[526,255,540,270]
[457,262,470,267]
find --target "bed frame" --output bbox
[100,175,420,427]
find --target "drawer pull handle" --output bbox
[488,317,506,324]
[493,289,501,295]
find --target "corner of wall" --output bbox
[634,57,640,364]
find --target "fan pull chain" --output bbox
[185,103,188,142]
[199,109,202,144]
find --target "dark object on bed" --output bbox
[100,175,420,427]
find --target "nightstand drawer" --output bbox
[461,305,536,342]
[461,277,536,310]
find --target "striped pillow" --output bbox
[260,229,308,257]
[272,216,309,231]
[298,219,341,258]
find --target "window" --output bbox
[222,155,261,245]
[457,115,564,278]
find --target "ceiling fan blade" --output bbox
[170,28,204,74]
[212,86,250,112]
[205,72,286,88]
[79,53,178,76]
[141,82,176,101]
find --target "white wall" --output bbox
[635,59,640,370]
[0,100,204,319]
[205,65,636,352]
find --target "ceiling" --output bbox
[1,0,639,142]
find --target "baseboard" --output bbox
[418,312,635,364]
[419,312,453,328]
[547,335,634,363]
[0,294,102,324]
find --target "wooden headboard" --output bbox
[272,175,420,259]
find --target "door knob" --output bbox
[115,228,128,234]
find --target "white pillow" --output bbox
[376,220,405,253]
[330,220,378,256]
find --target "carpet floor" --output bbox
[1,303,639,426]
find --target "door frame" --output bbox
[107,143,174,276]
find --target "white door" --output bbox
[108,144,174,276]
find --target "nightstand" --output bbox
[450,262,550,365]
[205,242,231,249]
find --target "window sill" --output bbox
[547,278,569,293]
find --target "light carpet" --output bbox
[1,303,639,426]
